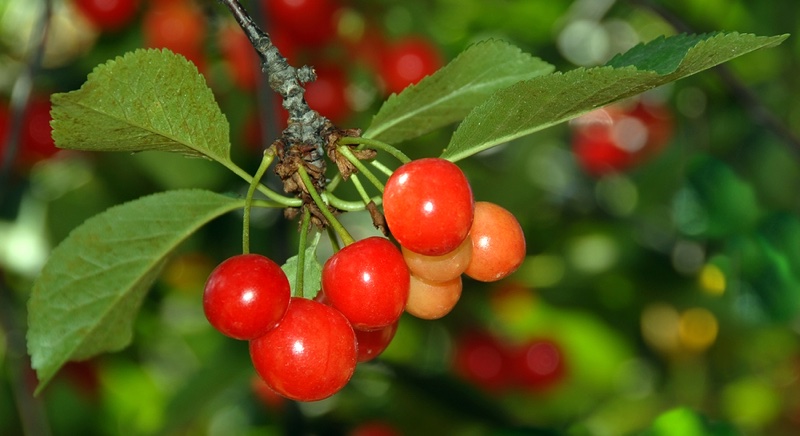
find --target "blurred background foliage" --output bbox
[1,0,800,434]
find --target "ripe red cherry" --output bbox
[383,158,474,256]
[322,237,409,330]
[571,101,673,176]
[219,21,260,90]
[305,65,351,122]
[453,330,511,392]
[143,0,206,69]
[19,97,58,165]
[263,0,339,47]
[202,254,291,340]
[354,321,398,362]
[464,202,525,282]
[73,0,139,31]
[380,36,442,95]
[250,297,357,402]
[510,338,566,391]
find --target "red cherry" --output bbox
[322,237,409,330]
[453,330,511,392]
[143,0,206,69]
[380,36,442,95]
[250,297,357,402]
[73,0,139,31]
[305,65,351,122]
[464,201,526,282]
[250,375,286,412]
[510,338,566,391]
[263,0,339,47]
[219,21,260,90]
[354,321,398,362]
[202,254,291,340]
[383,158,474,256]
[20,97,58,165]
[571,101,674,176]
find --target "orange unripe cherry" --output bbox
[464,202,526,282]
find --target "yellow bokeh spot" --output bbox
[678,307,719,352]
[699,264,726,295]
[641,303,681,354]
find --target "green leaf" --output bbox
[50,48,231,164]
[281,232,323,298]
[363,39,554,144]
[441,32,788,162]
[27,189,243,394]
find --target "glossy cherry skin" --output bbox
[354,321,399,362]
[250,297,357,402]
[202,254,291,340]
[464,202,526,282]
[322,237,409,330]
[74,0,139,31]
[405,274,462,320]
[380,36,443,95]
[509,338,566,391]
[402,236,472,283]
[383,158,474,256]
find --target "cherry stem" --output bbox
[297,165,355,246]
[295,207,311,298]
[337,146,385,193]
[349,174,372,205]
[326,226,341,252]
[338,136,411,164]
[242,150,274,254]
[324,191,382,211]
[370,160,394,177]
[224,158,300,207]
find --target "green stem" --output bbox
[325,190,382,211]
[326,226,341,252]
[338,136,411,164]
[220,155,302,208]
[337,146,385,193]
[370,160,394,177]
[295,208,311,298]
[243,151,274,254]
[297,165,355,246]
[350,174,372,205]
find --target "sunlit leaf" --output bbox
[50,49,231,164]
[364,39,554,144]
[441,32,788,162]
[27,189,243,393]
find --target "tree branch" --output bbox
[217,0,330,171]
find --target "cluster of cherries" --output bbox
[202,157,526,402]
